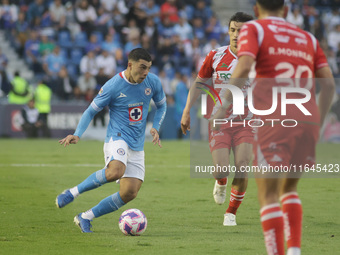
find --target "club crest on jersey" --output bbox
[129,106,143,122]
[117,148,125,156]
[145,88,152,95]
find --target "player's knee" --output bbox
[235,159,250,168]
[105,164,125,182]
[120,189,138,203]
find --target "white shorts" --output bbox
[103,139,145,181]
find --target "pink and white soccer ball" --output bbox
[119,209,147,236]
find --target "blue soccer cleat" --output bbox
[74,213,93,233]
[56,189,74,208]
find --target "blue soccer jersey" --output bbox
[74,71,166,151]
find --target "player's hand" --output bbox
[180,109,190,135]
[59,135,80,147]
[150,128,162,148]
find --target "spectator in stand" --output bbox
[144,0,160,23]
[328,24,340,52]
[0,0,18,29]
[322,9,340,33]
[94,6,111,36]
[12,11,29,57]
[326,47,340,76]
[100,0,128,15]
[124,28,142,57]
[156,36,175,71]
[96,49,116,77]
[26,0,46,25]
[39,34,55,56]
[174,73,188,139]
[34,79,51,138]
[157,16,175,38]
[160,0,179,25]
[287,7,304,28]
[126,0,148,30]
[75,0,97,37]
[80,50,99,76]
[173,13,193,41]
[0,48,8,72]
[205,15,223,41]
[142,17,159,49]
[49,0,66,31]
[101,33,121,56]
[85,33,101,54]
[158,69,172,96]
[24,29,42,73]
[322,113,340,142]
[192,17,205,42]
[202,38,220,56]
[77,71,96,102]
[42,46,66,81]
[64,1,81,38]
[8,71,32,104]
[55,66,77,100]
[193,0,212,24]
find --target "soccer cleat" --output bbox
[213,181,227,205]
[56,189,74,208]
[223,213,237,226]
[74,213,93,233]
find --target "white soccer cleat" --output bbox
[213,180,227,205]
[223,213,237,226]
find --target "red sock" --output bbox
[280,192,302,249]
[226,187,245,215]
[260,203,285,255]
[216,177,227,185]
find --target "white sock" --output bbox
[81,209,95,220]
[70,186,79,198]
[287,247,301,255]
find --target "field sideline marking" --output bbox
[0,163,189,168]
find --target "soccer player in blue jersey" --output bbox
[56,48,167,233]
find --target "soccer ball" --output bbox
[119,208,147,236]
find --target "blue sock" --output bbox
[92,192,125,218]
[77,169,107,194]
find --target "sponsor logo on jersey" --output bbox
[118,92,127,98]
[117,148,125,156]
[129,106,143,122]
[145,88,152,95]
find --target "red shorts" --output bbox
[253,123,319,170]
[208,125,254,152]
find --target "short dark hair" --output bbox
[256,0,285,11]
[128,48,152,62]
[229,12,254,27]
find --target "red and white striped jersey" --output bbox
[198,45,252,121]
[237,17,329,123]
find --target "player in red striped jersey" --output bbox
[211,0,335,254]
[181,12,254,226]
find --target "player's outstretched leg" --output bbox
[74,191,125,233]
[213,177,228,205]
[56,168,108,208]
[74,178,142,233]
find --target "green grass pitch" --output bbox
[0,139,339,255]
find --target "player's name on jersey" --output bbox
[268,47,312,63]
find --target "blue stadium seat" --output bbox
[67,64,78,79]
[58,31,73,48]
[74,31,88,49]
[92,31,104,44]
[69,49,83,65]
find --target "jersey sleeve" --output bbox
[91,81,114,111]
[198,50,215,79]
[237,22,259,59]
[314,39,329,70]
[152,77,166,106]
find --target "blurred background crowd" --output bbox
[0,0,340,141]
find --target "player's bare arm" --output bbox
[59,135,80,147]
[181,77,208,135]
[150,128,162,148]
[315,66,336,126]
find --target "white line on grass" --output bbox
[0,163,189,168]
